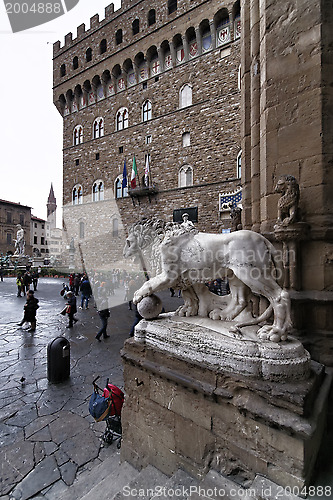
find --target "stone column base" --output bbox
[121,323,331,490]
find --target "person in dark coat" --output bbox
[80,275,92,309]
[65,291,78,328]
[17,290,39,331]
[95,294,110,341]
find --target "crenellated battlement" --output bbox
[53,2,122,56]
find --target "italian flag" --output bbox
[131,156,138,188]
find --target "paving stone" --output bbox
[44,441,58,455]
[55,449,70,467]
[27,425,52,442]
[60,460,79,486]
[0,423,24,447]
[10,455,61,500]
[0,441,35,496]
[59,428,101,467]
[24,414,57,439]
[49,411,90,444]
[6,405,38,427]
[33,442,46,464]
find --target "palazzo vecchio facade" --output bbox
[53,0,242,272]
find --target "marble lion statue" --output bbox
[275,175,300,226]
[123,218,292,342]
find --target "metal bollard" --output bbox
[47,337,70,383]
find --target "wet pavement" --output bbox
[0,277,182,499]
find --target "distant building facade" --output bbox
[31,216,49,257]
[0,200,32,256]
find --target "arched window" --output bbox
[92,180,104,201]
[132,19,139,36]
[112,218,119,237]
[179,165,193,187]
[142,100,152,122]
[179,84,192,108]
[168,0,177,15]
[73,57,79,70]
[73,125,83,145]
[72,185,83,205]
[86,48,92,62]
[116,108,129,131]
[93,117,104,139]
[182,132,190,147]
[237,150,242,178]
[148,9,156,26]
[115,177,128,198]
[60,64,66,77]
[79,221,85,239]
[100,39,107,54]
[115,29,122,45]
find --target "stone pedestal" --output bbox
[121,316,331,490]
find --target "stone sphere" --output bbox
[137,294,163,319]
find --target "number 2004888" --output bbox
[6,3,62,14]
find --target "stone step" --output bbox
[79,460,140,500]
[57,456,138,500]
[151,468,200,499]
[113,464,169,500]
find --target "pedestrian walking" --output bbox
[80,275,92,309]
[16,275,23,297]
[95,293,110,341]
[73,274,80,295]
[17,290,39,332]
[32,270,39,291]
[65,291,78,328]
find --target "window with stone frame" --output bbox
[237,150,242,178]
[142,100,152,122]
[92,180,104,202]
[73,125,83,145]
[7,233,12,244]
[93,117,104,139]
[179,84,192,108]
[168,0,177,15]
[72,185,83,205]
[60,64,66,77]
[112,218,119,237]
[115,177,128,198]
[79,221,85,239]
[132,19,140,36]
[148,9,156,26]
[100,39,107,54]
[182,132,190,147]
[179,165,193,187]
[86,48,92,62]
[115,29,123,45]
[73,56,79,70]
[116,108,129,131]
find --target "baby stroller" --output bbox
[89,376,124,448]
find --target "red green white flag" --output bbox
[131,156,138,188]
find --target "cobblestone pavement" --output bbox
[0,277,183,499]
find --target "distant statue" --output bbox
[275,175,300,226]
[14,224,25,255]
[124,218,292,343]
[181,213,195,231]
[230,206,243,232]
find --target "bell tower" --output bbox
[47,183,57,230]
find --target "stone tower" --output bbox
[47,183,57,230]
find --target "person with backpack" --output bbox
[17,290,39,332]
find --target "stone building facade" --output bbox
[53,0,242,271]
[0,200,32,256]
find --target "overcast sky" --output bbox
[0,0,121,224]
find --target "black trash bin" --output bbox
[47,337,70,383]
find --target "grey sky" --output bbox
[0,0,121,224]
